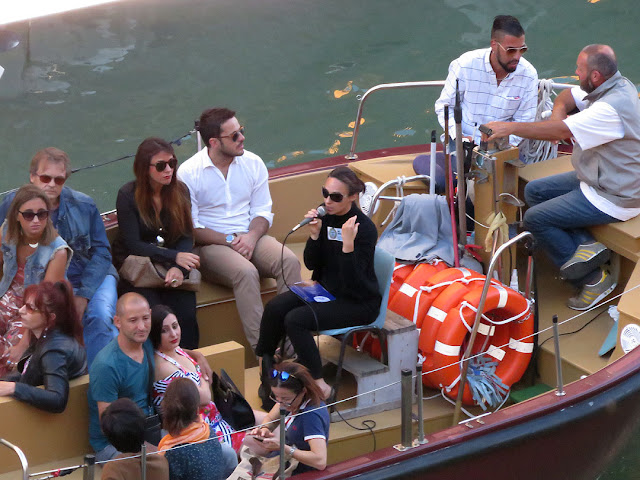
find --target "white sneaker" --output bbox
[359,181,378,216]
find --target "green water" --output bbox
[1,0,640,477]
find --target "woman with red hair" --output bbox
[0,280,87,412]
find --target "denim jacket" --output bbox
[0,187,116,299]
[0,228,72,297]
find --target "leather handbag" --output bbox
[144,349,162,446]
[119,255,201,291]
[212,369,256,431]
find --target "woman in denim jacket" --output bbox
[0,185,71,375]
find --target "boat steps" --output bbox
[318,311,419,422]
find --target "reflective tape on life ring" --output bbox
[509,337,534,354]
[434,341,461,357]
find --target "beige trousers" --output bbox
[196,235,302,350]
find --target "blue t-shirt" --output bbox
[87,338,155,451]
[285,401,330,474]
[165,430,224,480]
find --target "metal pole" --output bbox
[82,454,95,480]
[444,105,451,201]
[141,442,147,480]
[429,131,437,195]
[400,369,413,449]
[0,439,28,480]
[452,231,533,424]
[279,408,287,479]
[454,80,467,246]
[416,364,427,444]
[552,315,566,396]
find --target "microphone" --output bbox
[290,205,326,232]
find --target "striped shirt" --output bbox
[435,48,538,146]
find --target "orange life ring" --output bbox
[388,263,439,322]
[425,283,533,406]
[388,263,416,304]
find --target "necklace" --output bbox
[28,242,39,248]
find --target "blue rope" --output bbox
[465,356,510,410]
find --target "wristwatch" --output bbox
[225,233,237,244]
[287,445,297,459]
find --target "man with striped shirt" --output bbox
[435,15,538,148]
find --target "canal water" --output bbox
[1,1,639,476]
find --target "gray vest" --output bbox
[571,71,640,208]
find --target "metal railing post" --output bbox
[83,454,95,480]
[279,408,287,479]
[552,315,566,396]
[400,369,413,449]
[416,364,427,444]
[141,442,147,480]
[0,439,28,480]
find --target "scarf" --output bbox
[158,417,210,455]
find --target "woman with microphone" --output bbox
[255,166,381,399]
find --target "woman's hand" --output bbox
[341,215,359,253]
[164,267,184,288]
[175,252,200,271]
[261,437,283,452]
[249,426,273,438]
[0,381,16,397]
[305,208,322,240]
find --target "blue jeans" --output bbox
[523,171,618,277]
[83,275,118,367]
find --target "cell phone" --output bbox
[478,124,493,137]
[253,436,265,442]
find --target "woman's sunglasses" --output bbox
[271,369,296,382]
[24,303,40,314]
[150,158,178,172]
[19,209,49,222]
[322,187,344,203]
[219,126,245,142]
[269,391,301,408]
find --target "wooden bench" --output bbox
[0,341,245,475]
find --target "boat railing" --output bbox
[0,438,28,480]
[346,80,577,160]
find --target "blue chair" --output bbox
[318,246,395,402]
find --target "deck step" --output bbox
[318,336,388,377]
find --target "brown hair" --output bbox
[23,280,83,344]
[269,360,324,406]
[328,166,365,196]
[132,137,193,244]
[162,377,200,436]
[5,184,57,245]
[29,147,71,177]
[198,107,236,148]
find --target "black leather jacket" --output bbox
[7,329,87,413]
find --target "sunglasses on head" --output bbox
[271,369,296,382]
[150,158,177,172]
[19,209,49,222]
[496,42,528,55]
[37,174,66,186]
[219,126,245,142]
[322,187,344,203]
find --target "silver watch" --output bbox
[288,445,297,458]
[225,233,237,244]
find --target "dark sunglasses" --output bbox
[19,209,49,222]
[24,303,40,314]
[219,126,245,142]
[271,369,296,382]
[150,157,178,172]
[496,42,528,55]
[322,187,344,203]
[37,174,66,186]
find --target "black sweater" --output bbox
[303,204,381,314]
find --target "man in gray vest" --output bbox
[483,44,640,310]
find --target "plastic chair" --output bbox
[318,246,395,402]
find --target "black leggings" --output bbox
[255,290,377,378]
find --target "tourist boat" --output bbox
[2,9,640,477]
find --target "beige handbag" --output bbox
[118,255,201,291]
[227,445,298,480]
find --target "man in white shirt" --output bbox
[178,107,301,349]
[435,15,538,148]
[483,44,640,310]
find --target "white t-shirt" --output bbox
[563,87,640,221]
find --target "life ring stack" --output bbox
[387,263,533,408]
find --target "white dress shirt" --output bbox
[177,147,274,233]
[435,48,538,146]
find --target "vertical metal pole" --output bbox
[83,454,95,480]
[454,80,467,245]
[141,442,147,480]
[400,369,413,449]
[416,364,427,444]
[552,315,566,396]
[279,408,287,479]
[444,105,451,201]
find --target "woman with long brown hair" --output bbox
[112,137,200,348]
[0,184,71,374]
[0,280,86,412]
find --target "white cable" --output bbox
[518,79,559,164]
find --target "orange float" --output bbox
[388,263,439,322]
[388,263,416,304]
[425,283,533,406]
